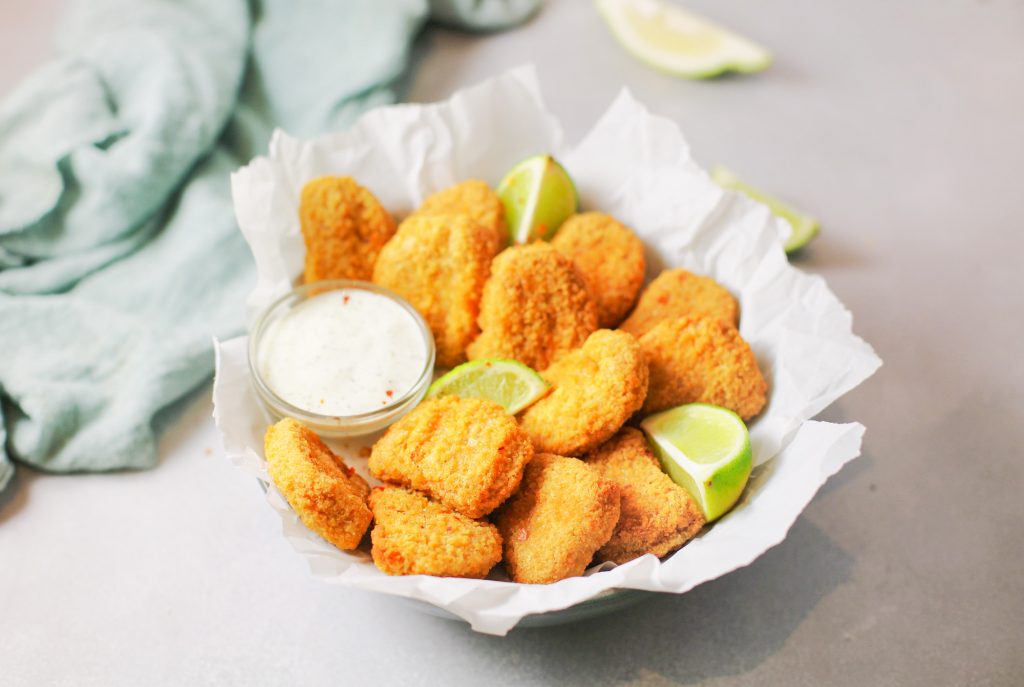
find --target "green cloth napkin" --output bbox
[0,0,538,494]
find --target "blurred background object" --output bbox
[595,0,772,79]
[0,0,537,496]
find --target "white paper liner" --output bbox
[213,66,882,636]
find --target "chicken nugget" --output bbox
[413,179,507,254]
[467,243,597,371]
[300,176,396,283]
[620,268,739,337]
[551,212,645,328]
[585,428,705,564]
[639,316,768,419]
[264,418,372,551]
[373,214,501,368]
[494,453,621,584]
[368,486,503,578]
[368,396,533,518]
[519,329,648,456]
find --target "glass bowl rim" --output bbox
[247,279,436,425]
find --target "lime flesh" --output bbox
[426,359,550,414]
[595,0,772,79]
[497,155,578,244]
[713,167,820,253]
[641,403,753,522]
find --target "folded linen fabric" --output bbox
[0,0,538,494]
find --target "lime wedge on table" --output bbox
[497,155,578,244]
[713,167,820,253]
[595,0,772,79]
[426,359,550,414]
[641,403,753,523]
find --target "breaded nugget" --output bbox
[368,486,503,578]
[373,214,501,368]
[494,453,621,584]
[300,176,396,283]
[551,212,645,328]
[413,179,507,254]
[585,428,705,564]
[368,396,533,518]
[639,316,768,419]
[620,268,739,337]
[264,418,372,551]
[519,329,648,456]
[466,243,597,371]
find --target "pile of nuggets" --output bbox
[264,175,768,584]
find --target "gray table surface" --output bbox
[2,1,1022,685]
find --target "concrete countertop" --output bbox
[1,1,1022,684]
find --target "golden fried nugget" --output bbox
[413,179,507,254]
[620,268,739,337]
[519,329,648,456]
[585,428,705,564]
[639,316,768,419]
[264,418,372,551]
[373,214,501,368]
[551,212,645,328]
[368,486,503,578]
[466,243,597,371]
[368,396,533,518]
[299,176,396,283]
[494,453,621,584]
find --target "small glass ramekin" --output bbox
[247,279,435,437]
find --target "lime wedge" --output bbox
[497,155,578,244]
[426,359,550,414]
[712,167,820,253]
[641,403,752,522]
[595,0,772,79]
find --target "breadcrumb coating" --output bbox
[467,243,597,371]
[639,315,768,419]
[585,428,705,564]
[264,418,372,551]
[368,396,533,518]
[299,176,396,283]
[373,213,500,368]
[551,212,645,328]
[519,329,648,456]
[494,453,621,584]
[369,486,502,578]
[413,179,507,254]
[620,268,739,337]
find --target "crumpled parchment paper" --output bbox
[213,67,882,636]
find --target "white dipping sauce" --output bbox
[257,289,428,416]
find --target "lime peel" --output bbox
[712,166,820,253]
[426,358,550,414]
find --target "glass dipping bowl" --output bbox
[248,280,435,437]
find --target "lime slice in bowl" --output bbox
[427,359,550,414]
[497,154,578,244]
[712,167,820,253]
[641,403,753,522]
[595,0,772,79]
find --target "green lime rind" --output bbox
[426,358,550,414]
[614,40,773,81]
[640,403,753,522]
[497,154,578,245]
[638,55,772,81]
[712,166,820,253]
[634,57,770,81]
